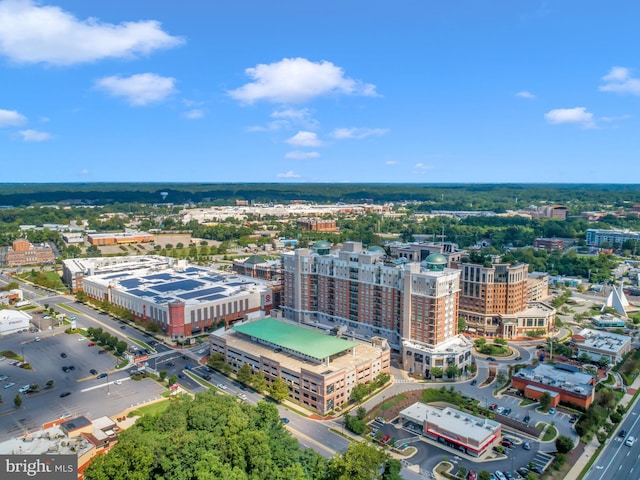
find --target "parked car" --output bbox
[89,369,98,375]
[178,373,186,379]
[19,385,31,393]
[467,472,477,480]
[380,435,391,445]
[120,325,126,329]
[470,379,477,386]
[87,342,96,347]
[166,362,175,367]
[494,471,507,480]
[548,407,556,414]
[523,415,530,424]
[34,336,41,342]
[501,439,513,448]
[489,404,498,411]
[98,349,107,354]
[503,408,512,416]
[60,352,67,358]
[97,373,107,379]
[59,392,71,398]
[516,468,529,478]
[281,417,290,424]
[523,441,531,450]
[4,382,16,389]
[495,406,505,415]
[62,366,69,373]
[68,365,75,371]
[486,357,496,361]
[503,471,514,480]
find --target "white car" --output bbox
[4,382,16,389]
[495,406,505,414]
[625,436,636,447]
[0,375,7,381]
[19,385,31,394]
[34,336,41,342]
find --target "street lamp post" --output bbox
[106,373,110,396]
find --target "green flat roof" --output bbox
[232,318,357,360]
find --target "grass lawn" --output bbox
[543,424,558,441]
[519,398,536,406]
[130,399,170,417]
[380,393,406,411]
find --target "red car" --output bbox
[87,342,96,347]
[489,404,498,411]
[467,472,477,480]
[380,435,391,445]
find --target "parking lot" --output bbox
[0,328,165,442]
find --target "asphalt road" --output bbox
[584,393,640,480]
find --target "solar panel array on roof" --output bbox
[145,273,175,281]
[128,289,156,297]
[120,278,142,289]
[153,279,204,292]
[227,281,248,287]
[200,294,226,301]
[203,276,224,282]
[178,286,225,300]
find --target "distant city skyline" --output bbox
[1,0,639,183]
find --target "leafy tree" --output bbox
[478,471,492,480]
[159,370,167,381]
[555,435,574,454]
[252,371,268,393]
[540,392,552,411]
[344,414,366,435]
[167,374,177,386]
[14,394,22,407]
[350,383,369,402]
[269,377,290,402]
[382,459,402,480]
[29,383,39,391]
[328,441,390,480]
[457,316,467,333]
[45,379,54,389]
[494,338,507,346]
[446,364,460,379]
[431,367,444,378]
[237,363,253,385]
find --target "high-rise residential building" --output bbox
[455,258,555,339]
[282,241,472,377]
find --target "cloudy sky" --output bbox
[1,0,639,183]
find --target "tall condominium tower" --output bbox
[282,241,472,377]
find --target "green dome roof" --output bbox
[313,240,331,249]
[425,253,447,264]
[368,245,386,253]
[244,254,267,265]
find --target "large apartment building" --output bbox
[455,259,555,339]
[282,241,472,377]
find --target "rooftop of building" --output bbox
[0,309,32,323]
[400,403,500,443]
[232,317,357,361]
[402,334,473,355]
[215,319,385,374]
[0,425,93,457]
[87,231,152,238]
[84,260,271,306]
[513,363,594,396]
[574,328,631,353]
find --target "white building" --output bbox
[574,328,632,365]
[0,310,31,335]
[399,403,501,457]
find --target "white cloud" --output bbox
[96,73,177,105]
[412,162,432,174]
[599,66,640,95]
[330,127,388,140]
[0,108,27,127]
[385,160,398,165]
[515,90,536,99]
[228,57,377,104]
[248,108,318,132]
[18,129,51,141]
[0,0,183,66]
[182,109,204,119]
[79,168,89,175]
[284,151,320,160]
[286,131,322,147]
[276,170,301,179]
[600,114,631,123]
[544,107,595,128]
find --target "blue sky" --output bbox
[1,0,639,184]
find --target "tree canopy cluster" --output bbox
[84,392,400,480]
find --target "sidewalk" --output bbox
[563,372,640,480]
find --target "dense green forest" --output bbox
[2,183,640,211]
[83,392,400,480]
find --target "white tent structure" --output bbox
[602,285,630,317]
